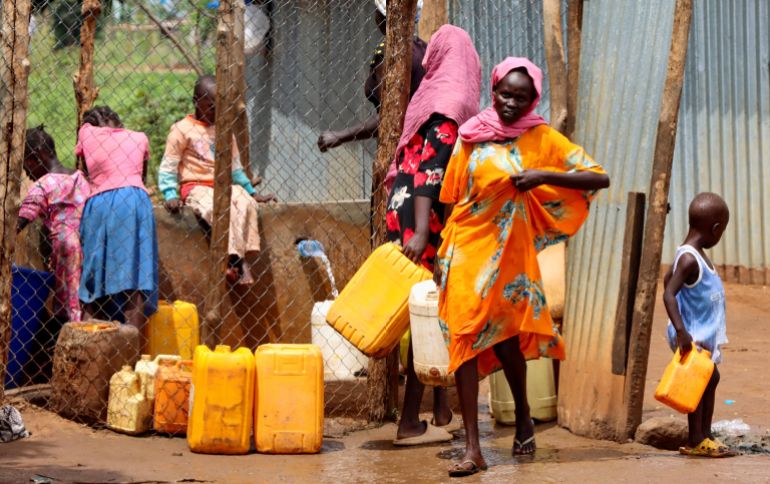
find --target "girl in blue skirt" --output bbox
[77,106,158,330]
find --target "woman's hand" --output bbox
[254,193,277,203]
[510,170,547,192]
[432,260,442,286]
[164,198,183,214]
[402,232,428,264]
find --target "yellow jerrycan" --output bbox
[188,345,255,454]
[488,358,557,423]
[107,366,152,435]
[254,344,323,454]
[146,300,200,360]
[326,243,431,357]
[655,345,714,414]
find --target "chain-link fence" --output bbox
[4,0,555,433]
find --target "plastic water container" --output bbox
[489,358,557,423]
[7,266,53,388]
[154,359,193,434]
[134,354,181,400]
[254,344,323,454]
[311,301,368,381]
[538,242,565,320]
[146,300,200,360]
[188,345,255,454]
[409,280,454,387]
[326,243,431,357]
[655,345,714,414]
[107,366,152,435]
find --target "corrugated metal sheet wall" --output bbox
[560,0,677,439]
[665,0,770,283]
[448,0,554,117]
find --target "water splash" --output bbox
[297,239,339,298]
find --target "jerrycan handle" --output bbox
[177,360,194,372]
[676,343,707,365]
[154,354,182,364]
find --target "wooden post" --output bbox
[73,0,101,129]
[232,2,252,180]
[417,0,447,41]
[367,0,417,424]
[203,0,238,346]
[611,192,645,376]
[0,0,32,403]
[565,0,583,139]
[622,0,693,439]
[543,0,568,134]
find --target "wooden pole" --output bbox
[565,0,583,139]
[0,0,32,403]
[73,0,101,129]
[622,0,693,439]
[232,2,252,181]
[417,0,447,41]
[367,0,417,424]
[203,0,237,346]
[133,0,204,77]
[543,0,568,135]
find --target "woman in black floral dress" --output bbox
[386,25,481,446]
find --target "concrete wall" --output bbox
[16,200,371,349]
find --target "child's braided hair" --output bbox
[82,105,123,128]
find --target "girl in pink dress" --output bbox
[17,126,90,322]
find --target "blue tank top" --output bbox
[666,245,728,363]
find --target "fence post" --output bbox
[367,0,417,424]
[203,0,238,346]
[623,0,693,439]
[565,0,583,140]
[232,2,252,181]
[0,0,32,403]
[543,0,568,135]
[73,0,101,130]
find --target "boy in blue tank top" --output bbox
[663,192,735,458]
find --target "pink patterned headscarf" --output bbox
[458,57,547,143]
[384,25,481,194]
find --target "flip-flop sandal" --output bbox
[432,415,462,434]
[707,438,738,458]
[513,435,536,455]
[679,438,716,457]
[448,460,487,478]
[393,421,453,447]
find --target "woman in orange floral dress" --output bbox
[438,57,609,477]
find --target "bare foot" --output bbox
[237,261,255,286]
[396,420,427,440]
[448,451,487,477]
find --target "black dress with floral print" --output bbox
[386,114,458,270]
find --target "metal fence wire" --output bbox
[4,0,553,430]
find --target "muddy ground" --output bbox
[1,283,768,483]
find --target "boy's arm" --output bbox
[159,124,184,213]
[662,253,698,356]
[230,141,276,203]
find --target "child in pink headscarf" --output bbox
[387,24,481,447]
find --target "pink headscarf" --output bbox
[384,25,481,193]
[458,57,547,143]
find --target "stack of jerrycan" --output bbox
[154,359,193,434]
[50,321,140,424]
[107,366,152,434]
[188,345,255,454]
[146,301,199,360]
[655,344,714,413]
[326,243,431,357]
[254,344,323,454]
[488,243,566,423]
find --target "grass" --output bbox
[26,16,217,185]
